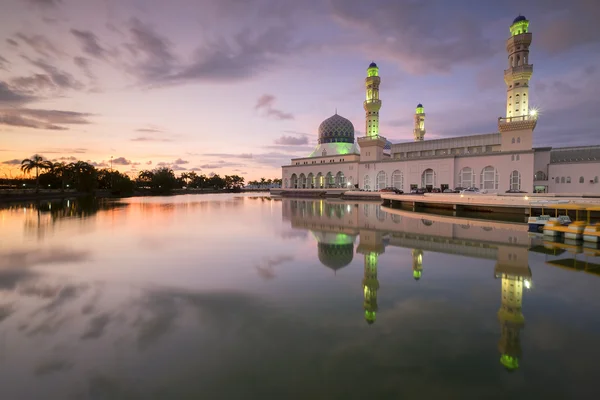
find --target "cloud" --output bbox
[263,145,314,153]
[81,313,111,340]
[131,136,173,142]
[254,94,294,120]
[23,57,84,91]
[26,0,62,8]
[202,153,253,159]
[6,38,18,47]
[73,57,95,80]
[111,157,132,165]
[1,159,22,165]
[15,33,64,58]
[199,160,245,169]
[329,0,498,74]
[124,18,177,82]
[146,161,152,165]
[88,161,108,167]
[255,255,294,280]
[34,359,73,376]
[173,158,189,165]
[52,156,78,162]
[171,165,187,171]
[0,108,93,130]
[534,2,600,55]
[274,135,308,145]
[39,148,87,154]
[70,29,108,60]
[0,55,9,70]
[0,81,37,106]
[136,128,163,133]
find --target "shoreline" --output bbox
[0,188,271,204]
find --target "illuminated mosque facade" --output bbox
[281,16,600,195]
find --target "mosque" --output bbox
[281,16,600,195]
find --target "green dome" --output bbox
[318,242,354,271]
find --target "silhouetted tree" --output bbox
[20,154,52,193]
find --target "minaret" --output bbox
[498,15,537,154]
[413,104,426,141]
[504,16,533,119]
[357,230,385,325]
[358,62,387,164]
[362,251,380,325]
[497,273,526,371]
[412,249,423,280]
[494,245,532,371]
[364,62,381,138]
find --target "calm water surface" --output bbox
[1,194,600,399]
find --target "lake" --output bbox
[1,194,600,399]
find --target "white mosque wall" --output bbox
[547,162,600,194]
[282,163,359,189]
[454,152,533,193]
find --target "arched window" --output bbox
[291,174,298,188]
[376,171,387,190]
[579,176,584,183]
[517,137,521,143]
[364,175,371,191]
[325,172,334,188]
[335,171,345,188]
[316,173,323,188]
[534,171,547,181]
[391,170,403,190]
[511,138,515,144]
[566,176,571,183]
[480,166,498,190]
[560,177,565,183]
[595,176,599,183]
[458,167,473,188]
[510,170,521,191]
[421,168,435,187]
[299,173,306,189]
[391,214,401,223]
[284,178,288,188]
[307,173,314,188]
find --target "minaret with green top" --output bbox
[412,249,423,280]
[362,251,380,324]
[364,62,381,138]
[413,103,426,141]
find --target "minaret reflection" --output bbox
[357,231,386,325]
[495,246,532,371]
[412,249,423,280]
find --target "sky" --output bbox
[1,0,599,180]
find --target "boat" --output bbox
[527,214,551,232]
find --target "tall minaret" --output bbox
[413,103,426,141]
[362,251,380,325]
[364,62,381,137]
[504,16,533,119]
[412,249,423,280]
[497,272,527,371]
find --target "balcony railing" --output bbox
[498,115,537,124]
[504,65,533,77]
[357,135,387,141]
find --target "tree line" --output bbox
[2,154,250,195]
[246,178,282,187]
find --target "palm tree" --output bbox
[49,162,71,192]
[21,154,51,193]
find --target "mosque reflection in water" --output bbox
[283,199,544,371]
